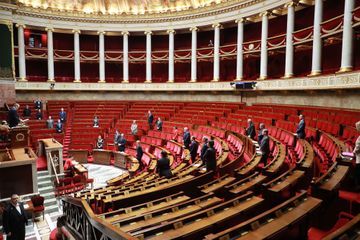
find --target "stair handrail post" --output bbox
[48,152,60,185]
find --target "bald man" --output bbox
[3,194,28,240]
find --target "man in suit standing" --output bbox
[148,111,154,129]
[22,105,31,118]
[34,98,42,110]
[136,141,144,170]
[260,129,270,167]
[3,194,28,240]
[117,133,126,152]
[46,116,54,129]
[35,109,43,120]
[258,123,265,144]
[59,108,67,123]
[296,115,306,139]
[183,127,191,149]
[8,103,21,128]
[131,120,138,135]
[56,119,63,133]
[157,151,172,178]
[156,117,163,131]
[200,137,208,165]
[189,136,199,163]
[204,140,217,176]
[246,119,256,140]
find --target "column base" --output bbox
[47,79,55,82]
[211,78,219,82]
[122,80,129,83]
[98,80,106,83]
[282,73,293,79]
[73,79,81,83]
[257,75,267,80]
[336,66,353,74]
[17,78,27,82]
[189,79,197,83]
[167,80,174,83]
[233,77,243,81]
[144,80,152,83]
[308,70,321,77]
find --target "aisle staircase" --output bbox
[62,111,73,158]
[37,171,60,215]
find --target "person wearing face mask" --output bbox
[3,194,28,240]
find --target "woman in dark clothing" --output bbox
[157,151,172,179]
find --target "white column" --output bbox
[73,29,81,82]
[259,12,269,80]
[16,24,26,81]
[46,27,55,82]
[339,0,355,72]
[189,27,198,82]
[310,0,323,76]
[122,31,129,83]
[235,19,244,80]
[167,29,175,83]
[284,2,295,78]
[98,31,106,82]
[212,23,221,82]
[145,31,152,83]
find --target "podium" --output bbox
[93,149,112,165]
[10,126,29,148]
[38,138,64,175]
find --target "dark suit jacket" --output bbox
[23,108,31,117]
[156,120,163,131]
[148,114,154,124]
[8,107,20,128]
[36,111,42,120]
[157,157,172,178]
[136,146,143,161]
[34,100,42,109]
[189,140,199,158]
[183,132,191,148]
[260,135,270,155]
[204,147,217,172]
[59,111,67,122]
[3,202,28,240]
[118,137,126,152]
[200,143,208,161]
[246,123,256,139]
[56,122,63,133]
[296,119,306,139]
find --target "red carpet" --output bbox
[36,156,47,171]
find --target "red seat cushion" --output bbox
[34,205,44,212]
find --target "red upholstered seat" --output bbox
[31,195,45,220]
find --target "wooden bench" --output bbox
[225,172,268,196]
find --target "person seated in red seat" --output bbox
[51,216,71,240]
[96,134,104,149]
[354,121,360,191]
[157,150,172,179]
[172,126,179,141]
[246,119,256,140]
[35,109,43,120]
[296,114,306,139]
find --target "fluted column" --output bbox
[189,27,198,82]
[212,23,221,82]
[122,31,129,83]
[46,27,55,82]
[145,31,152,83]
[167,29,175,83]
[16,24,26,81]
[284,2,295,78]
[235,19,244,80]
[98,31,106,82]
[310,0,323,76]
[259,12,270,80]
[339,0,355,72]
[73,29,81,82]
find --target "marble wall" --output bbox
[0,80,16,106]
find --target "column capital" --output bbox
[189,26,199,32]
[97,30,106,35]
[45,27,54,32]
[121,31,130,36]
[235,18,246,24]
[144,30,152,35]
[212,23,222,28]
[72,29,81,34]
[15,23,26,29]
[284,1,298,9]
[259,11,272,17]
[167,29,176,34]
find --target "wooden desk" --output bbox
[114,152,129,169]
[38,138,64,175]
[68,149,88,163]
[93,149,112,165]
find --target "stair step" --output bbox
[44,199,57,207]
[38,185,54,194]
[37,174,52,181]
[37,170,50,177]
[38,180,53,188]
[45,204,60,214]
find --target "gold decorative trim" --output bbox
[189,27,199,32]
[167,29,176,34]
[17,77,27,82]
[73,79,81,83]
[121,80,129,83]
[98,80,106,83]
[308,70,321,77]
[144,31,153,35]
[337,66,353,73]
[121,31,129,36]
[144,80,152,83]
[258,75,267,80]
[282,73,294,79]
[47,79,55,82]
[189,79,197,82]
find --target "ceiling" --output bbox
[17,0,225,15]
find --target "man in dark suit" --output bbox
[22,105,31,118]
[117,133,126,152]
[260,129,270,167]
[200,137,208,165]
[157,151,172,178]
[148,111,154,129]
[183,127,191,149]
[3,194,28,240]
[35,109,43,120]
[156,117,163,131]
[136,141,144,170]
[246,119,256,140]
[8,103,21,128]
[56,119,63,133]
[59,108,67,123]
[296,115,306,139]
[204,140,217,176]
[34,98,42,110]
[189,136,199,163]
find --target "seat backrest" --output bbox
[31,196,45,207]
